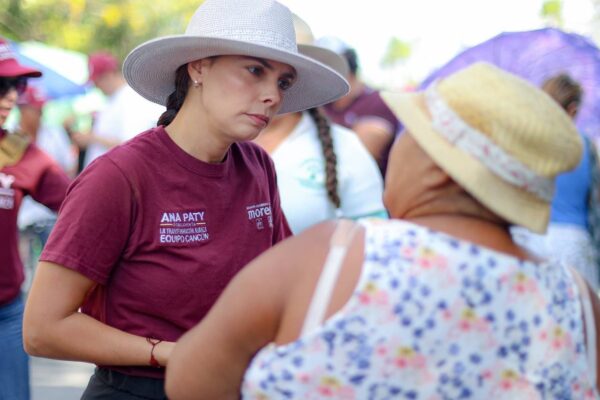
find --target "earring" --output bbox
[192,79,200,88]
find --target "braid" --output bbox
[309,107,341,209]
[157,65,190,126]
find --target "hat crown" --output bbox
[437,63,582,177]
[185,0,297,53]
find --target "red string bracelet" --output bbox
[146,337,163,368]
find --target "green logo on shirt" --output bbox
[297,158,325,190]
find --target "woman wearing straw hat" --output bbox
[22,0,348,398]
[0,38,70,400]
[254,14,386,234]
[166,63,599,399]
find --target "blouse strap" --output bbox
[300,219,360,337]
[569,265,597,387]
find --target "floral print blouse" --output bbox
[241,219,598,399]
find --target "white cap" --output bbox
[314,36,351,55]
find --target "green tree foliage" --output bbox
[0,0,202,59]
[381,37,412,68]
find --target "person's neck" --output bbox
[406,213,538,261]
[389,181,537,261]
[165,104,231,164]
[254,112,302,154]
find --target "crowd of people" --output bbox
[0,0,599,399]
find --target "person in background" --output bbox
[165,63,599,399]
[254,15,386,233]
[66,50,164,170]
[16,86,76,175]
[22,0,349,398]
[512,73,600,291]
[0,38,70,400]
[316,36,401,177]
[15,86,76,288]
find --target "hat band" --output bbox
[425,86,554,202]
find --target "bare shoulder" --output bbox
[239,220,366,344]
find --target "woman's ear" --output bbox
[566,102,578,119]
[187,59,210,85]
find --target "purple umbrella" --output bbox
[421,27,600,138]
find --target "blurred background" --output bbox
[0,0,596,87]
[0,0,597,124]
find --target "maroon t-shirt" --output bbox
[40,127,291,378]
[323,86,401,176]
[0,130,70,305]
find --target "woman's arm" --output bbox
[165,221,354,400]
[587,282,600,387]
[165,232,301,399]
[23,261,174,366]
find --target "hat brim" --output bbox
[2,65,42,78]
[298,44,349,79]
[123,36,349,114]
[381,91,550,233]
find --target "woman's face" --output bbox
[190,55,296,143]
[0,88,18,128]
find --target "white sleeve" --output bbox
[332,124,388,219]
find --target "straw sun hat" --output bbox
[123,0,349,114]
[382,62,582,233]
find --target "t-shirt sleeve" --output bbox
[334,125,388,219]
[29,157,71,212]
[40,157,134,284]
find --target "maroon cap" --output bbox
[0,39,42,78]
[88,51,119,82]
[17,86,47,110]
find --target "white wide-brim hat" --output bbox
[123,0,349,114]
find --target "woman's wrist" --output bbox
[153,340,175,367]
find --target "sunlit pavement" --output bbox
[31,357,94,400]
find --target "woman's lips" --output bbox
[247,113,270,127]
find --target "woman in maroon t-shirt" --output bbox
[0,39,70,400]
[23,0,349,398]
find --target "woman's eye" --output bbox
[247,66,263,76]
[278,78,293,91]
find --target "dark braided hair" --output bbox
[308,107,341,209]
[157,65,191,126]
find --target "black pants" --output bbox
[81,367,167,400]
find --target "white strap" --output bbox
[300,220,359,336]
[569,265,597,387]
